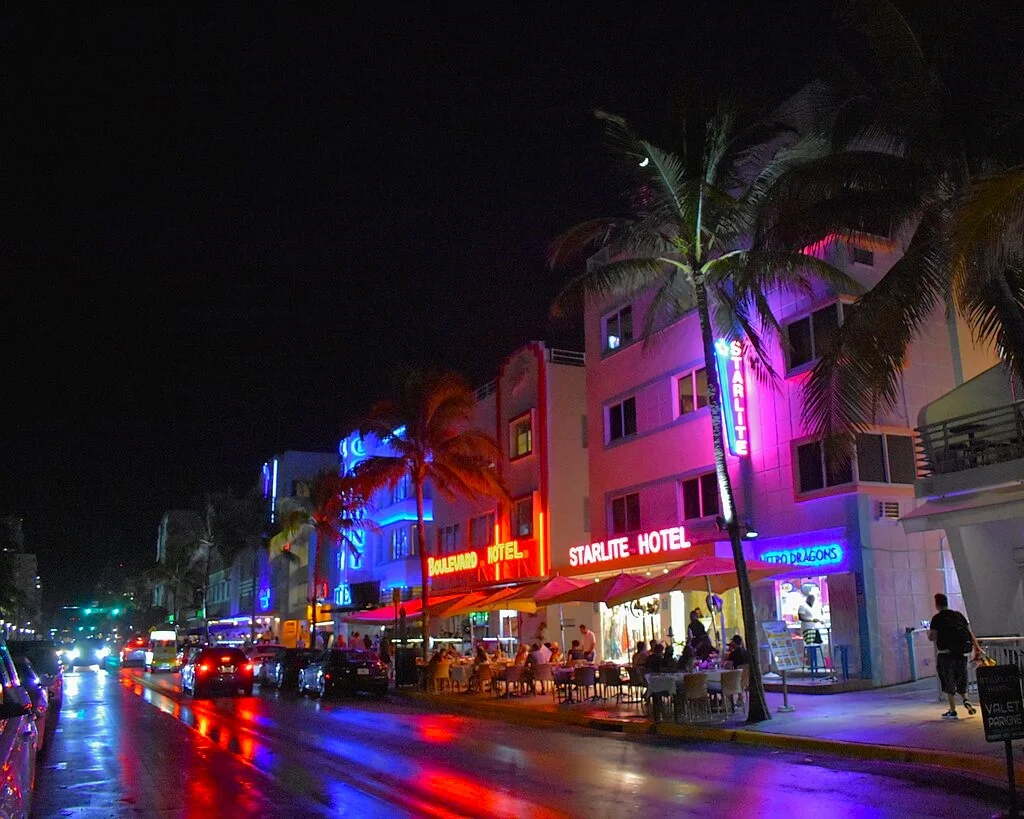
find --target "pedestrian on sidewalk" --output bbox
[928,592,980,720]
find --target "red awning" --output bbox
[342,594,464,624]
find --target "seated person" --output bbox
[643,642,669,673]
[568,639,584,662]
[723,635,749,668]
[548,643,564,664]
[677,642,695,673]
[474,643,489,667]
[631,641,649,668]
[530,641,552,665]
[692,632,716,662]
[491,643,507,661]
[513,644,531,666]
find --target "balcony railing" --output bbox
[547,348,585,366]
[473,379,497,401]
[915,399,1024,476]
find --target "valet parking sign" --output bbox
[978,665,1024,743]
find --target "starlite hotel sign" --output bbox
[714,338,749,457]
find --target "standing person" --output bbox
[687,609,708,644]
[535,621,548,645]
[798,594,822,645]
[363,634,373,651]
[929,593,980,720]
[579,624,597,662]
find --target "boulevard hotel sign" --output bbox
[428,538,542,592]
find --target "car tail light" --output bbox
[242,663,253,673]
[324,674,331,680]
[198,664,210,674]
[220,656,232,662]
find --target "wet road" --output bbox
[35,667,1006,817]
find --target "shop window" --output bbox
[855,433,917,484]
[391,526,415,560]
[469,512,496,548]
[785,303,843,370]
[796,441,853,494]
[603,305,633,352]
[610,492,640,535]
[677,367,710,416]
[682,471,720,520]
[509,412,533,459]
[436,523,460,555]
[851,246,875,266]
[607,396,637,443]
[512,496,533,537]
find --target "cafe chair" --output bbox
[431,660,452,693]
[679,672,712,722]
[645,674,676,722]
[599,664,624,702]
[472,665,493,694]
[533,663,555,695]
[625,665,647,705]
[719,669,745,716]
[503,665,527,697]
[573,666,598,702]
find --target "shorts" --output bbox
[937,652,968,696]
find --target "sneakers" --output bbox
[941,710,959,720]
[963,700,977,716]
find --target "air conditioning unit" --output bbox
[876,501,900,520]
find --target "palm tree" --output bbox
[277,470,376,649]
[753,0,1024,456]
[353,370,508,659]
[549,106,853,723]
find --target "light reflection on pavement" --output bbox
[114,668,1007,819]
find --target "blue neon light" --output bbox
[257,584,271,612]
[375,509,433,527]
[334,583,352,607]
[714,338,749,457]
[759,544,844,568]
[270,458,279,522]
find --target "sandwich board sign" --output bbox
[977,664,1024,817]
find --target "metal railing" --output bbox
[978,636,1024,672]
[548,348,585,366]
[473,379,497,401]
[914,399,1024,476]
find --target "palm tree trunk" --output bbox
[250,546,259,645]
[415,478,430,660]
[203,550,212,644]
[694,279,771,723]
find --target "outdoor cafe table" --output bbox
[449,663,472,691]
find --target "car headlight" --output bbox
[66,649,79,661]
[98,647,111,659]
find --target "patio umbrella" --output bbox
[531,575,592,648]
[343,594,465,624]
[604,556,787,648]
[538,572,648,606]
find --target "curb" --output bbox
[397,689,1024,784]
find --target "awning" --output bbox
[342,594,464,624]
[538,572,647,606]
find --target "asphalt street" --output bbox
[31,667,1010,817]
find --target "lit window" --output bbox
[607,397,637,443]
[512,496,533,537]
[603,305,634,352]
[681,472,720,520]
[785,303,844,370]
[610,493,640,535]
[390,474,412,504]
[678,367,710,416]
[391,527,414,560]
[509,413,533,459]
[436,524,460,555]
[796,441,853,494]
[469,512,496,548]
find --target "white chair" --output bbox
[430,660,452,693]
[719,669,745,716]
[679,672,712,722]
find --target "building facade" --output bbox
[573,236,999,685]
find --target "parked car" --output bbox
[180,647,254,698]
[176,643,202,671]
[65,638,110,669]
[298,649,388,698]
[264,648,316,691]
[246,644,285,684]
[119,635,149,667]
[8,641,63,710]
[11,657,49,755]
[0,636,39,816]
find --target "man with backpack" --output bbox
[929,592,981,719]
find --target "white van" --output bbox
[145,630,178,673]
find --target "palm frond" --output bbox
[956,260,1024,382]
[951,169,1024,275]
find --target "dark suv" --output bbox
[181,647,253,698]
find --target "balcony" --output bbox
[916,399,1024,476]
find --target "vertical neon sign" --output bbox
[714,338,749,457]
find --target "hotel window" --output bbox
[391,526,414,560]
[610,492,641,535]
[469,512,496,548]
[678,367,710,416]
[855,433,917,484]
[682,471,720,520]
[390,474,411,504]
[603,305,633,352]
[512,496,533,537]
[785,303,843,370]
[607,396,637,442]
[436,523,460,555]
[851,246,875,266]
[796,441,854,494]
[509,412,533,459]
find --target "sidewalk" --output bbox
[398,677,1024,785]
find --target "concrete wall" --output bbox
[945,520,1024,637]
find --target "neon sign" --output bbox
[427,540,528,577]
[714,338,749,457]
[759,544,844,568]
[334,583,352,606]
[257,584,271,612]
[569,525,691,568]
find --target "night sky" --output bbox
[2,3,1011,610]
